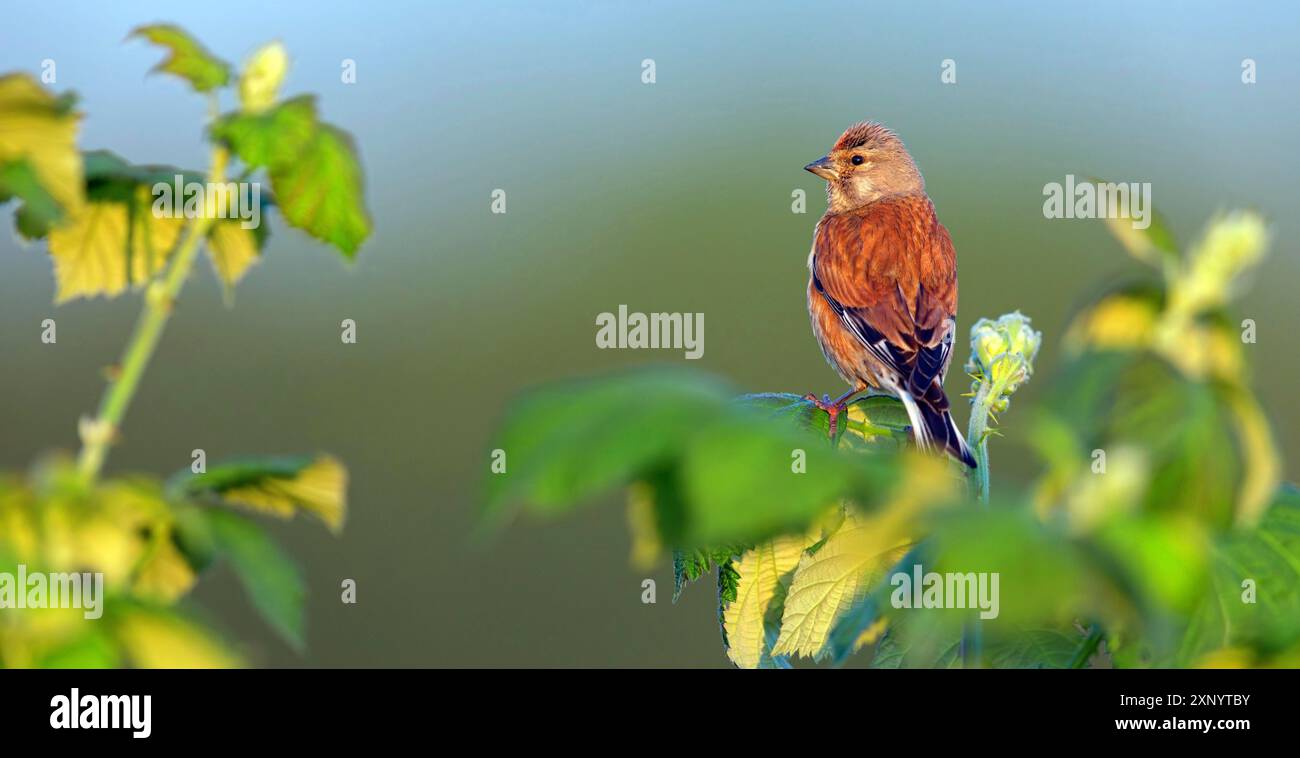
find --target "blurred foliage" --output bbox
[211,96,371,257]
[0,25,364,667]
[0,454,345,666]
[1,24,367,293]
[129,24,231,93]
[483,372,933,549]
[0,74,83,235]
[484,205,1296,669]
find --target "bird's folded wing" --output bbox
[812,198,958,394]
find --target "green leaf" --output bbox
[129,24,231,93]
[855,583,1087,669]
[928,507,1099,627]
[875,625,1082,669]
[172,454,347,533]
[737,392,910,451]
[1094,514,1209,615]
[678,414,865,547]
[1180,485,1300,664]
[210,96,316,167]
[482,369,729,524]
[38,630,122,669]
[1039,351,1242,528]
[206,509,306,651]
[81,148,203,193]
[846,394,912,435]
[829,505,1115,666]
[170,501,219,572]
[0,158,61,238]
[869,620,962,669]
[672,549,704,601]
[717,558,741,606]
[672,544,743,602]
[270,123,370,256]
[737,393,825,433]
[483,368,906,551]
[211,97,370,256]
[985,628,1088,668]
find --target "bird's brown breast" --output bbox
[813,194,957,321]
[806,193,959,385]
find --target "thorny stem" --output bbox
[74,143,229,486]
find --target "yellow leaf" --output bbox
[0,480,39,562]
[47,198,184,302]
[116,610,240,668]
[206,221,260,294]
[625,483,661,571]
[39,498,143,586]
[723,533,814,668]
[771,510,911,660]
[855,616,889,649]
[0,607,95,668]
[1223,387,1281,528]
[132,535,197,604]
[1067,291,1245,382]
[1172,211,1269,315]
[1195,647,1252,669]
[771,457,953,661]
[41,479,170,588]
[1064,293,1158,354]
[0,74,83,216]
[221,455,348,533]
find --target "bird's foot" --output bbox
[803,392,849,440]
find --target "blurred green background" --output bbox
[1,1,1297,666]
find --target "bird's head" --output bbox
[805,121,924,212]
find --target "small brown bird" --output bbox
[803,121,974,467]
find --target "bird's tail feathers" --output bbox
[897,389,976,469]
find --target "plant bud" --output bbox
[967,311,1042,410]
[239,41,288,114]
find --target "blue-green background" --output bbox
[1,1,1297,665]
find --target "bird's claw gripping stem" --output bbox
[804,392,848,440]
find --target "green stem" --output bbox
[1069,624,1104,669]
[961,381,996,667]
[965,381,994,505]
[74,146,228,486]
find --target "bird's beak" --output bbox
[804,155,837,181]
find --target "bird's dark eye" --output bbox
[851,155,865,165]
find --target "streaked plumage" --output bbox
[804,122,974,467]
